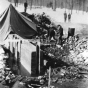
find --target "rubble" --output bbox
[51,66,85,84]
[39,36,88,86]
[0,36,88,87]
[68,37,88,65]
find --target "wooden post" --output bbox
[16,41,19,75]
[8,42,10,67]
[37,41,40,74]
[19,40,22,74]
[15,40,17,61]
[48,66,51,88]
[10,35,14,68]
[36,40,41,75]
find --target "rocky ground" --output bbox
[0,37,87,88]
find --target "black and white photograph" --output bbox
[0,0,88,88]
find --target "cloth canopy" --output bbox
[0,4,37,42]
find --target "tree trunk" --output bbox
[30,0,33,10]
[53,0,56,11]
[71,0,73,14]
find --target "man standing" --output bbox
[24,0,28,13]
[68,13,71,22]
[14,0,18,7]
[64,11,67,22]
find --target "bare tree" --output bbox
[65,0,67,11]
[71,0,73,14]
[53,0,56,11]
[77,0,80,13]
[61,0,64,9]
[83,0,86,13]
[76,0,78,11]
[79,0,82,10]
[30,0,33,10]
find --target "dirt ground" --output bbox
[51,75,88,88]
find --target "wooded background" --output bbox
[9,0,88,12]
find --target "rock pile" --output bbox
[68,37,88,65]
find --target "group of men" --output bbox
[64,11,71,22]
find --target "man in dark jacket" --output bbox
[24,0,28,13]
[14,0,18,7]
[57,25,63,45]
[64,11,67,22]
[68,13,71,22]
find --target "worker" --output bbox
[24,0,28,13]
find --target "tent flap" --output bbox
[0,7,10,42]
